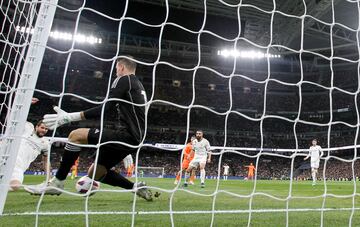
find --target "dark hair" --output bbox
[36,120,45,127]
[312,139,318,142]
[116,56,137,72]
[196,130,203,133]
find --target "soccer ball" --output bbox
[75,176,100,194]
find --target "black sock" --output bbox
[55,143,81,181]
[101,170,134,189]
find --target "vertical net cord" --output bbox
[0,0,35,135]
[286,0,307,226]
[209,0,244,225]
[320,1,336,227]
[349,1,360,226]
[246,1,276,226]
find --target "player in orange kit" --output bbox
[70,157,79,180]
[174,136,196,185]
[245,163,256,180]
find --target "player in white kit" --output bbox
[9,120,49,191]
[184,130,211,188]
[223,164,229,180]
[304,139,323,186]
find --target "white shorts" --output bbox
[224,172,229,176]
[189,155,207,168]
[311,161,319,169]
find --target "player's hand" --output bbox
[31,98,39,104]
[43,106,82,130]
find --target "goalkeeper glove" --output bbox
[43,106,82,130]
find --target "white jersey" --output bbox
[309,145,322,162]
[223,165,229,175]
[11,122,49,183]
[192,138,210,157]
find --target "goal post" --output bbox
[137,166,165,178]
[0,0,58,214]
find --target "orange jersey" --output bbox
[246,165,255,174]
[183,143,194,161]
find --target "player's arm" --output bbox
[83,76,130,120]
[43,76,130,129]
[319,147,324,159]
[41,151,51,175]
[303,150,310,160]
[206,141,211,163]
[188,149,194,161]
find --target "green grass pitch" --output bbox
[1,175,360,226]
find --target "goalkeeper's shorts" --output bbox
[88,128,138,170]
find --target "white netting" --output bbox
[1,0,360,226]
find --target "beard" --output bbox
[36,131,44,138]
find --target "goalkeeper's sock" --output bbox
[200,169,205,184]
[176,173,181,181]
[101,170,134,189]
[55,144,81,181]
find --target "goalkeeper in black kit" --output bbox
[25,56,153,201]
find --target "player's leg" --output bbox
[183,166,193,186]
[9,152,27,191]
[175,161,188,184]
[174,168,183,184]
[311,167,318,185]
[25,128,90,195]
[199,162,206,188]
[189,169,196,185]
[87,131,153,201]
[9,167,24,191]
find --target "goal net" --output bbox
[1,0,360,226]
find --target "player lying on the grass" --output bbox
[245,163,255,180]
[9,119,49,191]
[223,163,229,180]
[174,136,196,185]
[184,130,211,188]
[304,139,323,186]
[25,56,153,201]
[8,98,50,191]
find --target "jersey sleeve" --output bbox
[83,76,130,119]
[23,122,34,137]
[205,140,211,151]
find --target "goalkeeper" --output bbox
[25,56,153,201]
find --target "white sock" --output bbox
[184,172,189,183]
[312,171,316,183]
[200,169,205,184]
